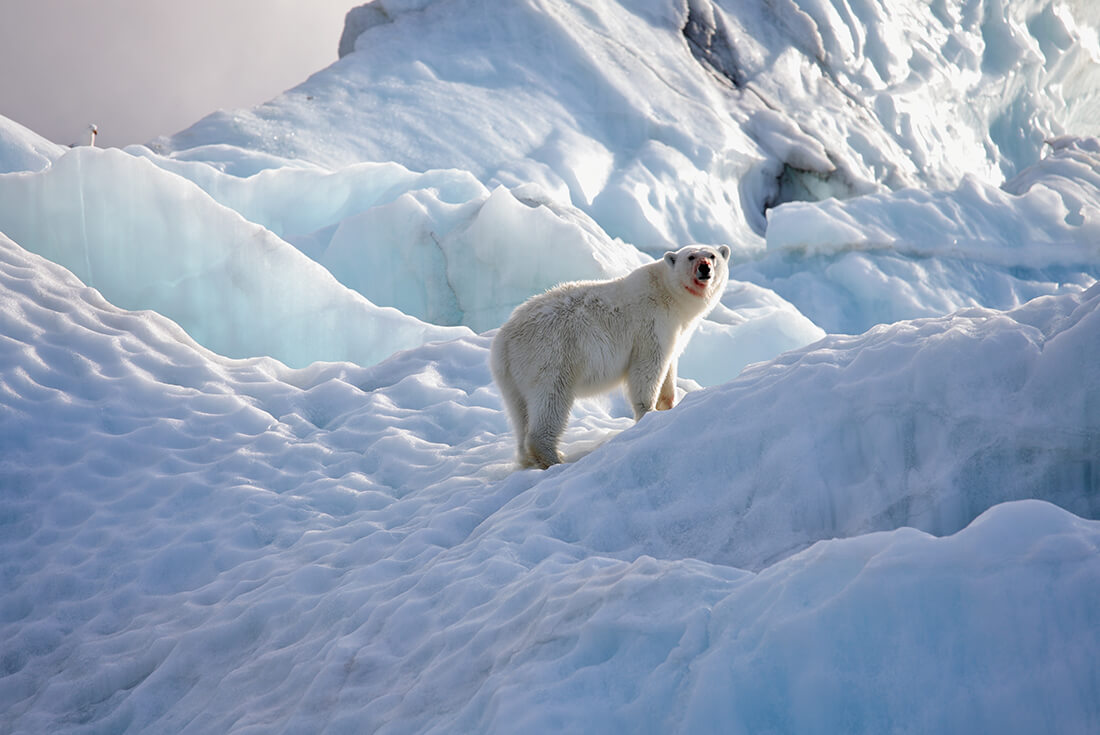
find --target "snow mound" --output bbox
[2,231,1098,733]
[671,499,1100,735]
[682,279,824,386]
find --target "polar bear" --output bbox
[491,244,730,469]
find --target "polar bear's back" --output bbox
[496,267,661,395]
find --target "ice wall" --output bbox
[123,148,652,330]
[0,147,468,368]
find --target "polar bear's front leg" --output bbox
[655,360,676,411]
[626,347,666,421]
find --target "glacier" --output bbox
[1,0,1099,732]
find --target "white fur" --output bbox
[491,244,731,468]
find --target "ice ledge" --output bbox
[339,1,437,58]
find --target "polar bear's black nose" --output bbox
[696,260,712,280]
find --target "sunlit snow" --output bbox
[2,0,1099,732]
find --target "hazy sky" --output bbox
[0,0,356,149]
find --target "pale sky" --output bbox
[0,0,356,149]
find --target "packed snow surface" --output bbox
[2,0,1100,732]
[3,229,1099,733]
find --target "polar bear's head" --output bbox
[662,244,731,302]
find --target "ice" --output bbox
[674,500,1100,735]
[735,137,1100,332]
[4,0,1100,731]
[767,137,1100,266]
[0,146,468,368]
[137,140,813,373]
[680,281,824,386]
[0,144,807,383]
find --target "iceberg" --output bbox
[2,0,1099,732]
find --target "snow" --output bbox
[2,0,1100,732]
[1,230,1097,732]
[0,114,63,174]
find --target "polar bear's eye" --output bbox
[688,254,696,261]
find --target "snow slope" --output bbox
[2,0,1100,732]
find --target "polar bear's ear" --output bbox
[663,251,677,266]
[718,245,731,260]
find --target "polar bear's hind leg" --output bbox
[501,377,533,466]
[525,376,572,469]
[491,344,535,467]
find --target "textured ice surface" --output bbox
[767,137,1100,266]
[141,0,1100,338]
[748,136,1100,332]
